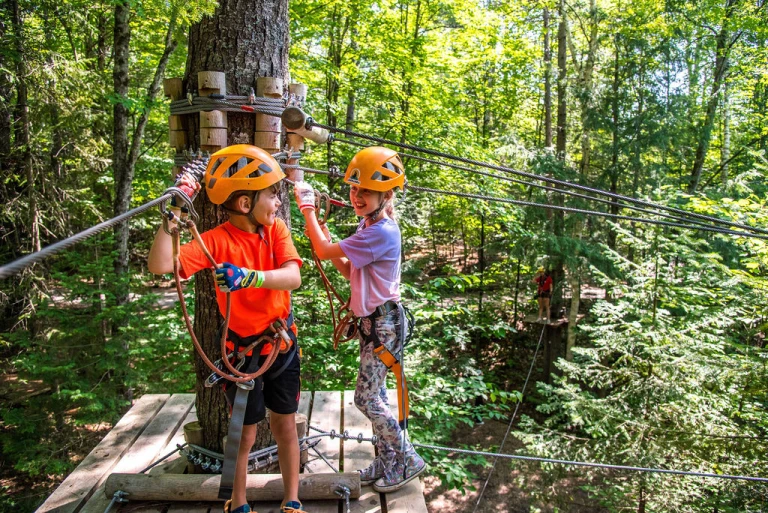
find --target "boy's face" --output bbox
[251,187,282,226]
[349,185,384,217]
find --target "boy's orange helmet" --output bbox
[205,145,285,204]
[344,146,405,192]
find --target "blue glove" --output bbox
[215,262,264,292]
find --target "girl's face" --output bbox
[251,187,282,226]
[349,185,384,217]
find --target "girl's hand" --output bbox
[294,182,316,212]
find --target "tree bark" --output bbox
[12,0,38,253]
[688,0,736,193]
[556,0,567,158]
[721,77,730,186]
[565,274,580,361]
[184,0,290,452]
[543,7,553,148]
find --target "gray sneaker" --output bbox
[358,457,386,485]
[372,453,427,493]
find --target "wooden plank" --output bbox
[342,390,382,513]
[167,502,214,513]
[36,394,170,513]
[298,391,312,419]
[112,394,195,474]
[304,391,341,474]
[297,391,342,513]
[148,407,199,476]
[384,479,427,513]
[381,391,428,513]
[342,390,376,472]
[79,394,193,513]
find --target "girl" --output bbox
[294,146,426,492]
[533,266,553,323]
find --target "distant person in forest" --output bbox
[533,266,553,323]
[148,145,306,513]
[293,146,427,493]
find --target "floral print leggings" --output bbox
[354,308,415,468]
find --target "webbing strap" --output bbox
[218,356,261,500]
[371,303,411,430]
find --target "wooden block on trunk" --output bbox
[164,78,183,100]
[254,131,280,152]
[200,110,227,129]
[256,77,283,98]
[169,130,187,151]
[199,71,226,96]
[256,114,281,132]
[201,127,227,149]
[169,115,184,131]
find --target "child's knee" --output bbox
[241,424,257,446]
[270,413,297,442]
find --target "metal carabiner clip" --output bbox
[204,354,246,387]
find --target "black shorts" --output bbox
[538,290,551,299]
[223,349,301,425]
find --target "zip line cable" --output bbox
[287,164,768,240]
[304,426,768,484]
[336,136,733,233]
[319,123,768,236]
[473,324,547,513]
[0,194,173,280]
[3,159,765,282]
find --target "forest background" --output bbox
[1,0,767,511]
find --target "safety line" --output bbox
[287,164,768,240]
[305,425,768,483]
[0,194,174,280]
[333,138,729,232]
[473,323,547,513]
[322,124,768,236]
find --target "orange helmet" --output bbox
[344,146,405,192]
[205,145,285,204]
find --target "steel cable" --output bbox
[473,324,546,513]
[0,194,173,280]
[289,164,768,240]
[321,125,768,236]
[335,137,728,232]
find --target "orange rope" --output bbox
[171,219,285,383]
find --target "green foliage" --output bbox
[515,227,768,511]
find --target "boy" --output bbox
[148,145,305,513]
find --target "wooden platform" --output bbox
[36,392,427,513]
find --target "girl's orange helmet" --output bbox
[204,145,285,204]
[344,146,405,192]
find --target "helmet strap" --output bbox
[223,191,262,230]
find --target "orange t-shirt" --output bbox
[178,220,302,354]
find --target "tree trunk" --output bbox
[688,0,735,193]
[565,274,580,361]
[12,0,38,253]
[543,7,553,148]
[721,78,730,186]
[185,0,290,452]
[556,0,567,158]
[607,34,621,250]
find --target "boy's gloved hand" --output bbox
[215,262,264,292]
[294,182,316,212]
